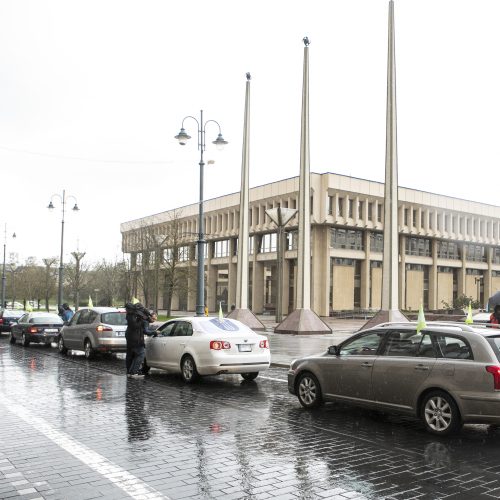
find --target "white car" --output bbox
[144,316,271,383]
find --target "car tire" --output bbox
[84,339,94,359]
[297,372,323,409]
[421,390,462,436]
[181,355,200,384]
[241,372,259,381]
[58,337,68,355]
[22,333,30,347]
[9,333,16,345]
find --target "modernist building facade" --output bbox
[121,172,500,316]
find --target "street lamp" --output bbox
[265,208,297,323]
[1,225,16,309]
[47,190,80,309]
[175,110,228,316]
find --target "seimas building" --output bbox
[120,171,500,315]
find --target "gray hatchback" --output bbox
[58,307,127,359]
[288,321,500,435]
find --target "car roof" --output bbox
[27,311,60,316]
[364,320,495,337]
[79,307,123,313]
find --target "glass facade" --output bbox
[437,241,460,260]
[331,228,364,250]
[405,237,431,257]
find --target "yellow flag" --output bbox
[219,302,223,320]
[132,297,139,304]
[88,295,94,308]
[26,303,33,312]
[465,301,473,324]
[416,303,426,334]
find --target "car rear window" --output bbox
[101,312,127,326]
[30,315,63,325]
[487,337,500,362]
[199,318,253,334]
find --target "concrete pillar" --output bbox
[458,242,466,296]
[282,256,290,314]
[311,225,330,316]
[361,230,370,309]
[228,238,237,310]
[399,235,406,310]
[429,239,438,310]
[485,246,493,309]
[252,260,264,314]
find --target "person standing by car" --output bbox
[61,303,74,323]
[125,302,148,378]
[489,305,500,327]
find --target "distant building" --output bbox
[120,172,500,315]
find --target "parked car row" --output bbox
[6,305,500,436]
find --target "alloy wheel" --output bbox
[182,358,194,380]
[424,396,452,432]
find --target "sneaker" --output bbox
[130,373,145,379]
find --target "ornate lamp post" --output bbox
[47,190,80,308]
[1,225,16,309]
[174,111,228,316]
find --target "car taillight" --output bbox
[486,366,500,390]
[259,339,269,348]
[210,340,231,350]
[28,327,39,333]
[96,325,113,332]
[0,318,3,324]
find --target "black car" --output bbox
[10,312,64,347]
[0,309,25,333]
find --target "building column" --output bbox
[251,235,264,314]
[458,242,467,296]
[282,256,290,315]
[485,246,493,309]
[429,239,438,310]
[361,230,370,309]
[399,235,406,309]
[228,238,237,310]
[206,242,217,312]
[311,225,330,316]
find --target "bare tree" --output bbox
[65,252,88,310]
[42,258,58,311]
[93,258,130,306]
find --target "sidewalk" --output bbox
[163,310,366,368]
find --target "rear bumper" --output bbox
[197,352,271,375]
[27,333,58,343]
[95,337,127,352]
[459,393,500,423]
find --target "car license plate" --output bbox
[238,344,252,352]
[116,331,125,337]
[45,329,58,333]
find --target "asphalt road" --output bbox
[1,336,500,499]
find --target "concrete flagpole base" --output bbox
[274,308,331,335]
[360,309,409,331]
[226,308,266,331]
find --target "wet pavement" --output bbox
[2,335,500,499]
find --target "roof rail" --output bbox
[367,320,480,333]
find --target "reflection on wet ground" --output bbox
[1,339,500,499]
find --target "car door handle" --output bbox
[361,362,373,368]
[414,364,430,371]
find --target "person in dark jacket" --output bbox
[490,305,500,327]
[125,302,151,378]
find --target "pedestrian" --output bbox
[490,305,500,327]
[61,303,74,323]
[125,302,150,378]
[204,304,209,316]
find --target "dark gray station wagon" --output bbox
[288,321,500,435]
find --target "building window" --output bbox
[328,196,334,215]
[348,199,354,219]
[493,248,500,265]
[358,201,364,220]
[334,258,354,266]
[338,198,344,217]
[248,237,254,255]
[437,241,460,260]
[287,230,298,250]
[377,203,382,223]
[371,261,382,268]
[465,244,486,262]
[214,240,230,258]
[260,233,277,253]
[404,208,409,226]
[421,211,425,228]
[466,268,482,276]
[438,266,454,273]
[370,232,384,252]
[492,270,500,277]
[331,228,364,250]
[413,209,417,227]
[368,203,373,221]
[405,237,431,257]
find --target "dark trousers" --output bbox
[126,345,145,374]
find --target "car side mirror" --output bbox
[328,345,339,356]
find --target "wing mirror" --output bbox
[328,345,339,356]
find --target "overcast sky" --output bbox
[1,0,499,267]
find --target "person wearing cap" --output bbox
[61,303,74,323]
